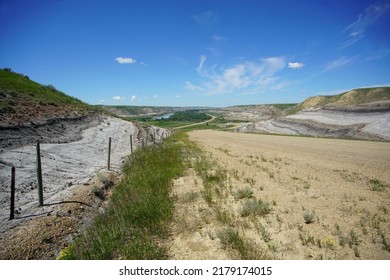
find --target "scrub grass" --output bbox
[59,133,188,259]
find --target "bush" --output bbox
[234,187,254,199]
[303,211,315,224]
[241,199,272,217]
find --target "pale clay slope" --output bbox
[241,109,390,140]
[0,116,167,233]
[287,110,390,139]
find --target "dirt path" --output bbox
[173,114,216,130]
[167,130,390,259]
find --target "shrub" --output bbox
[234,187,254,199]
[303,211,315,224]
[241,199,272,217]
[368,178,387,191]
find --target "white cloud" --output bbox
[187,56,287,95]
[153,94,158,99]
[324,56,354,72]
[288,62,304,69]
[131,95,137,102]
[176,95,182,99]
[115,57,136,64]
[113,96,125,101]
[341,1,390,49]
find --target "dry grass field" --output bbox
[166,130,390,259]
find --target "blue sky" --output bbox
[1,0,389,107]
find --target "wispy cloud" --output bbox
[212,34,228,42]
[324,56,354,72]
[196,55,207,73]
[131,95,137,102]
[187,56,288,95]
[192,11,218,26]
[288,62,304,69]
[341,1,390,49]
[115,57,136,64]
[186,81,205,92]
[365,49,390,61]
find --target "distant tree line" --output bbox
[166,110,211,122]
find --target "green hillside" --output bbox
[0,69,96,125]
[0,68,89,109]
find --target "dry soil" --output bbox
[167,130,390,259]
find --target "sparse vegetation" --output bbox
[241,199,272,217]
[234,187,254,199]
[368,178,387,191]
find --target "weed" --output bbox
[234,187,254,199]
[215,205,230,224]
[217,228,272,259]
[353,246,360,258]
[240,199,272,217]
[368,178,387,191]
[267,243,278,252]
[321,236,336,250]
[245,177,256,186]
[217,228,243,250]
[256,223,271,242]
[201,188,213,206]
[348,230,359,248]
[299,232,316,246]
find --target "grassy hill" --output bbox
[0,68,94,125]
[287,87,390,114]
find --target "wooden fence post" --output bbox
[130,135,133,153]
[160,131,164,144]
[153,131,156,144]
[36,141,44,207]
[10,166,15,220]
[108,137,112,170]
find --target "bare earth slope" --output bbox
[237,88,390,141]
[183,130,390,259]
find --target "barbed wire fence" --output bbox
[1,128,168,221]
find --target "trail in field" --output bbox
[173,114,216,130]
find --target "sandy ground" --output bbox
[168,130,390,259]
[0,116,167,234]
